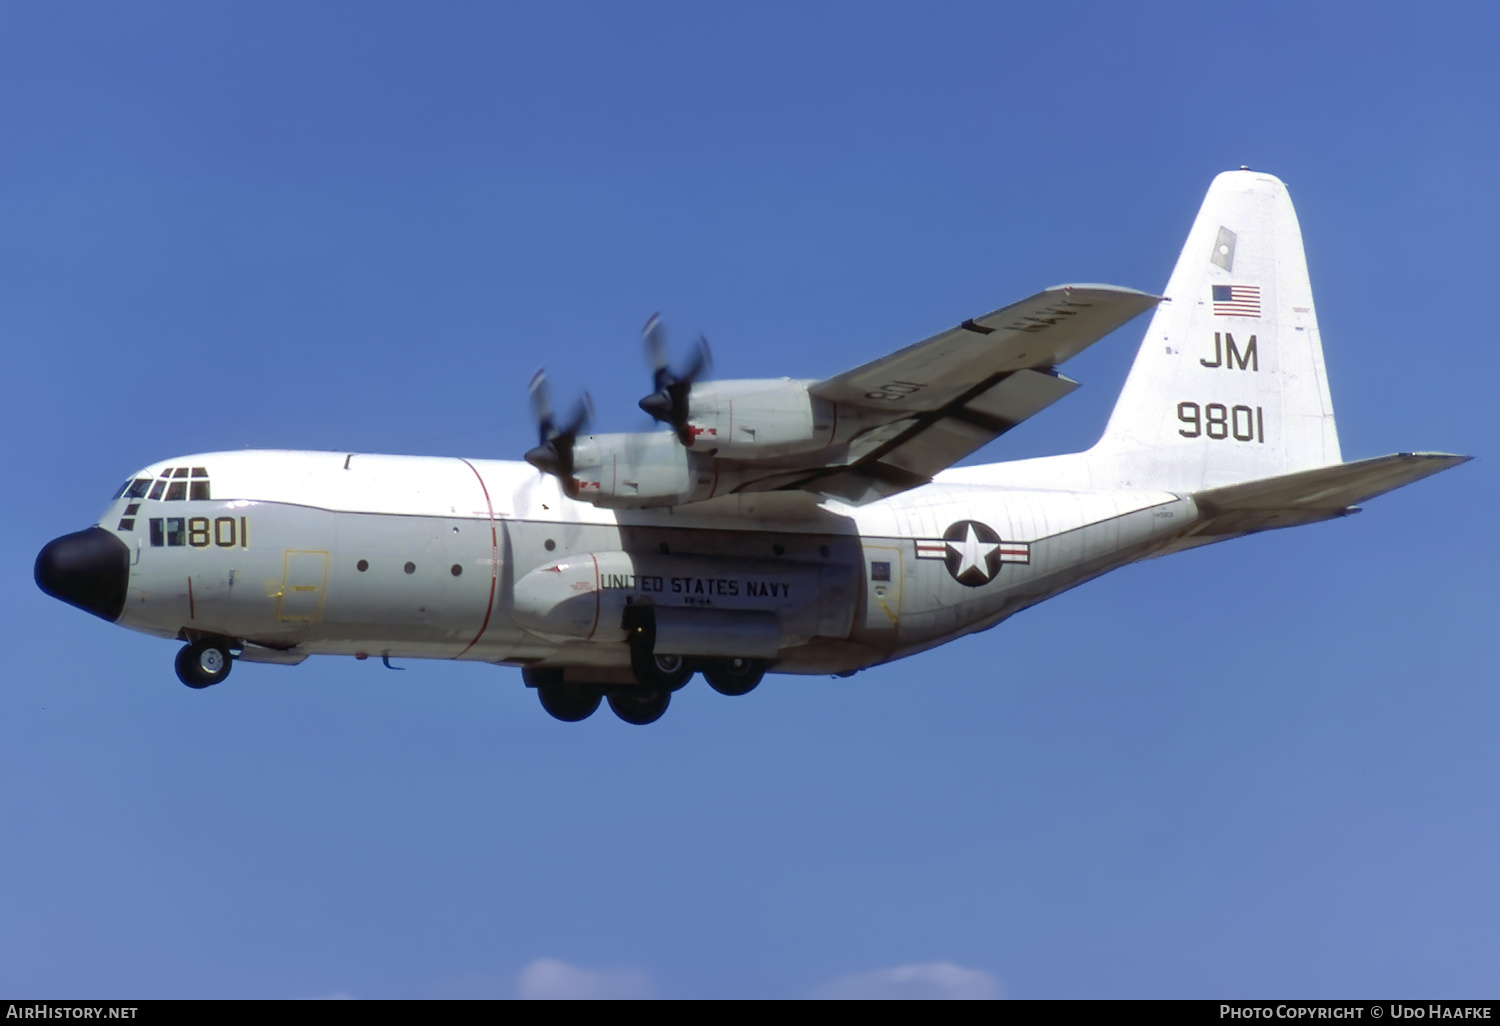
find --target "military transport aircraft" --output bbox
[36,169,1468,725]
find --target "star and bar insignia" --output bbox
[914,521,1029,587]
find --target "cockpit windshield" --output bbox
[113,478,153,500]
[121,467,211,502]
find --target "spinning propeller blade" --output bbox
[524,368,591,495]
[637,313,712,445]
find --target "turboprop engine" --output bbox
[527,314,882,509]
[635,315,841,459]
[527,313,859,508]
[666,379,838,459]
[568,432,718,508]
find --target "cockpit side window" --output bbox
[165,481,187,501]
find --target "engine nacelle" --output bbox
[570,432,718,508]
[681,379,837,459]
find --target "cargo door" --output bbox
[278,550,329,622]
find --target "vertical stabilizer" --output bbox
[1089,169,1341,491]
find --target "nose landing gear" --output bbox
[175,638,234,689]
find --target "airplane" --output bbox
[35,169,1469,726]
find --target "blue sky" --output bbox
[3,1,1496,999]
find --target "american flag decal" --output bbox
[1212,284,1261,317]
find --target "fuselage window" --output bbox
[147,518,188,546]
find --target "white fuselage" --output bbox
[98,448,1194,677]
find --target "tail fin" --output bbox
[1089,169,1341,491]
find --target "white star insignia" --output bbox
[947,523,999,580]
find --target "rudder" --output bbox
[1088,169,1341,491]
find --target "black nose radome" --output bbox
[35,527,130,622]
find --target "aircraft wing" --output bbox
[810,285,1159,413]
[750,285,1159,503]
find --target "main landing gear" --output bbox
[175,638,234,689]
[606,687,672,726]
[630,650,695,691]
[535,678,603,722]
[525,656,768,725]
[702,657,765,697]
[526,667,672,726]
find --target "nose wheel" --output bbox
[175,639,233,689]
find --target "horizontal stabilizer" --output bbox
[1189,452,1471,536]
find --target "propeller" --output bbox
[524,369,592,495]
[638,312,711,445]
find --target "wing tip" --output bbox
[1391,451,1474,466]
[1043,283,1162,303]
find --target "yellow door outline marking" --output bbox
[277,549,329,623]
